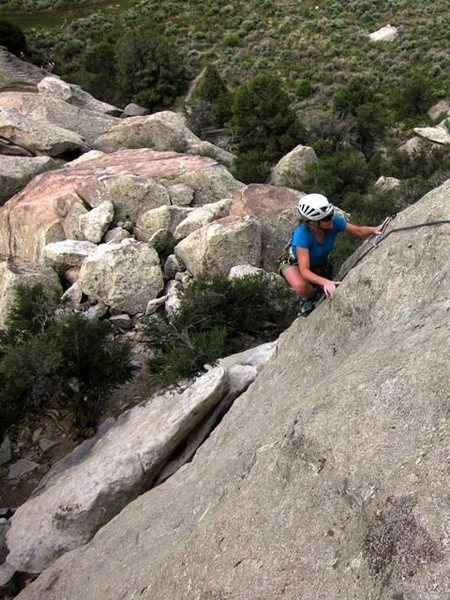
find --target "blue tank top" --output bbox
[291,215,347,267]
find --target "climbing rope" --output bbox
[337,215,450,281]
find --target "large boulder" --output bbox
[134,205,192,242]
[6,367,230,574]
[38,76,120,116]
[0,105,84,157]
[413,121,450,145]
[270,144,318,187]
[0,149,243,263]
[174,199,232,239]
[77,238,164,314]
[0,48,120,117]
[91,175,171,221]
[231,183,302,271]
[427,100,450,121]
[0,46,48,93]
[43,240,98,268]
[93,110,235,168]
[0,260,62,329]
[15,180,450,600]
[0,91,119,146]
[175,214,262,276]
[369,24,399,42]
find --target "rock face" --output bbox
[7,367,230,573]
[0,91,119,146]
[15,180,450,599]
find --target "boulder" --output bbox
[67,150,105,167]
[0,91,119,146]
[397,136,426,155]
[427,100,450,121]
[0,48,120,116]
[413,121,450,145]
[37,76,72,102]
[270,144,318,187]
[0,46,49,93]
[8,460,40,480]
[369,24,399,42]
[43,240,98,268]
[167,182,195,206]
[0,155,61,205]
[92,175,170,221]
[93,110,192,152]
[0,260,61,329]
[163,254,183,279]
[231,183,301,271]
[6,367,230,574]
[122,103,149,117]
[374,176,401,192]
[134,205,192,242]
[175,214,262,277]
[54,195,89,240]
[176,162,244,205]
[174,199,232,239]
[103,227,131,243]
[79,201,115,243]
[14,180,450,600]
[0,105,84,157]
[77,238,164,314]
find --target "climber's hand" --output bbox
[323,280,340,297]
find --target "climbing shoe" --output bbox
[298,299,314,316]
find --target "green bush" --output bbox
[390,72,434,119]
[0,284,132,435]
[193,63,232,126]
[334,76,378,117]
[229,72,305,183]
[0,19,27,56]
[300,147,372,203]
[144,273,297,385]
[115,18,188,110]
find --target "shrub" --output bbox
[390,72,434,119]
[144,273,297,385]
[0,284,132,435]
[115,19,188,110]
[0,19,27,56]
[300,147,372,203]
[192,63,232,127]
[334,76,378,117]
[229,72,305,182]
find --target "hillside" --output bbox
[2,0,449,114]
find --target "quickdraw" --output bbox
[372,213,397,247]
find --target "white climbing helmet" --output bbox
[298,193,334,221]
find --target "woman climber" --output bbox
[278,193,384,316]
